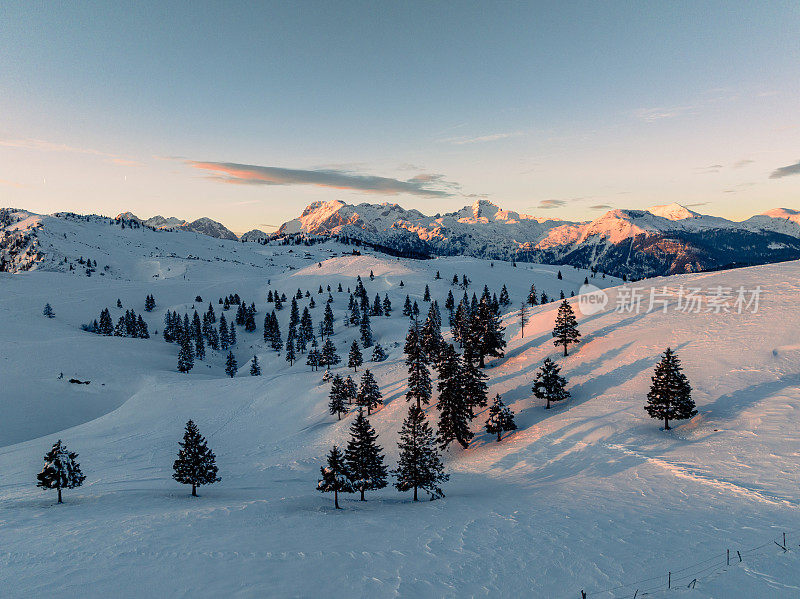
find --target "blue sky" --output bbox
[1,1,798,231]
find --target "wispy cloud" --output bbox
[694,164,723,174]
[439,131,525,145]
[769,160,800,179]
[0,178,24,188]
[589,204,612,210]
[1,137,142,168]
[537,199,567,209]
[634,106,695,122]
[188,161,458,197]
[733,159,754,169]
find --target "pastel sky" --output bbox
[1,1,798,232]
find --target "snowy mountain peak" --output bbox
[647,203,700,221]
[762,208,800,224]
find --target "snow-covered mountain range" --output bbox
[279,199,800,277]
[116,212,239,241]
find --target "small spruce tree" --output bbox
[532,357,570,409]
[249,355,262,376]
[36,439,85,503]
[356,369,382,415]
[344,409,388,500]
[644,348,696,430]
[552,299,581,356]
[172,420,220,497]
[317,445,353,509]
[42,303,55,318]
[485,394,517,441]
[393,405,449,501]
[225,351,238,378]
[348,340,363,372]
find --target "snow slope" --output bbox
[1,220,799,598]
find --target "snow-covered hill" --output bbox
[279,199,800,278]
[1,211,800,597]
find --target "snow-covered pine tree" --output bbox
[321,338,340,367]
[499,285,510,307]
[423,284,431,302]
[343,375,357,405]
[178,334,195,373]
[644,348,696,430]
[436,344,473,449]
[195,334,205,361]
[382,294,392,316]
[359,309,373,347]
[404,322,432,409]
[402,295,412,317]
[219,314,230,350]
[356,369,382,415]
[307,337,321,371]
[485,394,516,441]
[317,445,353,509]
[519,302,528,338]
[532,357,570,409]
[344,409,387,500]
[229,320,236,345]
[552,299,581,356]
[527,283,538,306]
[473,297,506,367]
[393,405,449,501]
[420,303,445,363]
[172,420,220,497]
[322,303,335,337]
[371,343,387,362]
[285,330,297,365]
[225,351,238,377]
[249,355,261,376]
[36,439,85,503]
[43,303,55,318]
[348,340,363,372]
[328,374,348,419]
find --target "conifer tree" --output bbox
[329,374,348,420]
[321,338,340,367]
[285,330,296,365]
[532,357,570,409]
[402,295,412,317]
[229,320,237,345]
[359,309,373,347]
[644,348,696,430]
[225,351,238,377]
[371,343,387,362]
[356,369,382,415]
[379,294,390,317]
[345,409,387,500]
[527,284,538,306]
[195,334,205,361]
[461,345,488,410]
[307,337,321,370]
[472,297,506,367]
[552,299,581,356]
[436,344,473,449]
[249,355,262,376]
[219,314,230,350]
[404,321,432,409]
[371,293,382,316]
[519,303,528,338]
[36,439,85,503]
[323,303,335,337]
[348,340,363,372]
[343,375,358,405]
[43,303,55,318]
[423,284,431,302]
[393,405,448,501]
[499,285,510,307]
[317,445,352,509]
[178,335,195,373]
[99,308,114,335]
[540,291,549,304]
[172,420,219,497]
[485,394,516,441]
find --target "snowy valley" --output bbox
[1,210,800,597]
